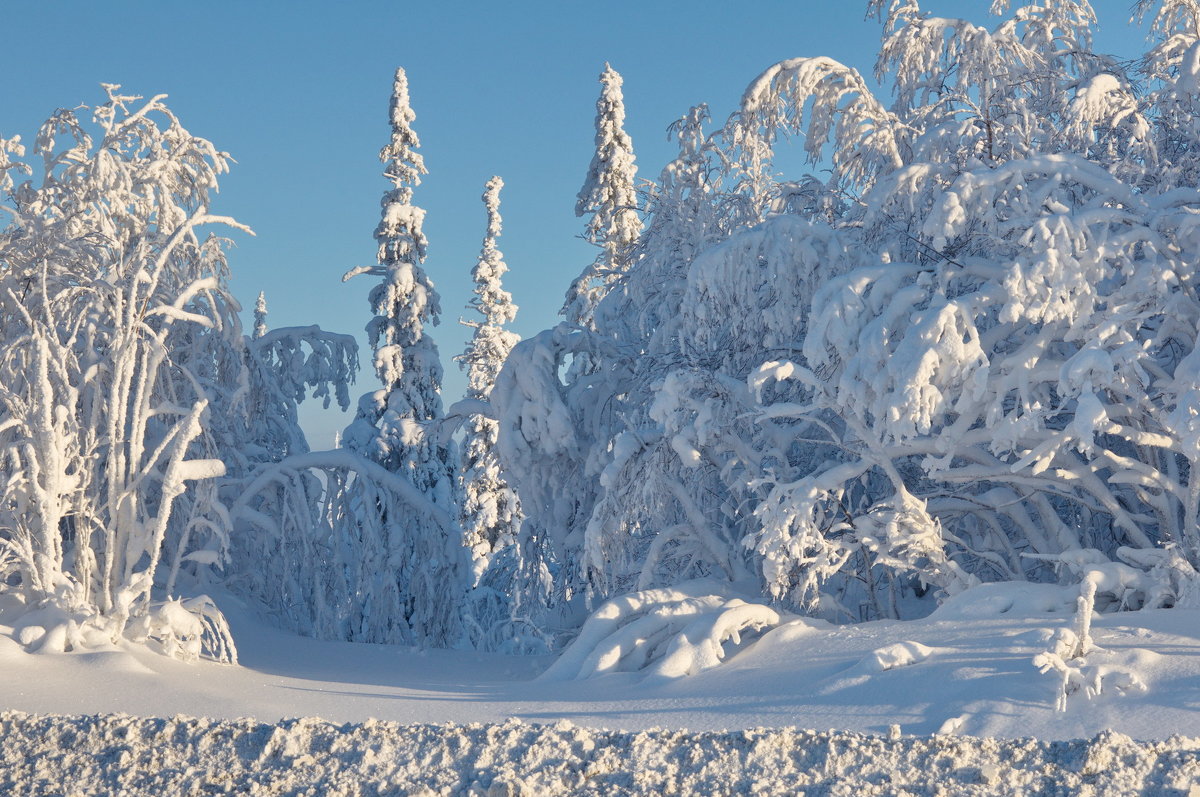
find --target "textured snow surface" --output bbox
[6,711,1200,796]
[8,589,1200,740]
[7,590,1200,792]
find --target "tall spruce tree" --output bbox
[457,176,521,579]
[253,291,269,340]
[563,63,642,329]
[343,67,452,506]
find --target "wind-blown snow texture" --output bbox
[3,589,1200,792]
[5,712,1199,796]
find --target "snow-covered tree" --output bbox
[0,85,371,662]
[253,292,269,340]
[603,104,724,340]
[0,86,246,661]
[343,67,453,508]
[498,0,1200,644]
[492,91,761,640]
[576,105,770,601]
[229,445,465,647]
[740,0,1200,617]
[236,67,466,649]
[485,67,652,642]
[491,324,630,645]
[564,63,642,329]
[234,324,359,467]
[456,177,521,580]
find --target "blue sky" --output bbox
[1,1,1152,446]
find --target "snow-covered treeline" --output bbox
[488,0,1200,645]
[11,0,1200,667]
[0,84,439,659]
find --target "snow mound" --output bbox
[853,640,937,673]
[2,711,1199,795]
[930,582,1078,620]
[539,581,781,681]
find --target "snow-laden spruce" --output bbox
[233,68,467,648]
[456,177,521,583]
[343,67,454,506]
[563,63,642,330]
[454,177,535,651]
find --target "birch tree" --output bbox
[0,86,246,661]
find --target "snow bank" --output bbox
[4,710,1199,796]
[539,582,782,681]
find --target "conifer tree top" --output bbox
[470,176,518,329]
[253,291,268,340]
[575,63,638,228]
[382,67,425,195]
[459,175,519,402]
[564,63,642,327]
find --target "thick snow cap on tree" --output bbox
[457,176,521,580]
[342,67,450,500]
[564,63,641,328]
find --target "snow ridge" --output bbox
[5,711,1198,796]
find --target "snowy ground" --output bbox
[6,711,1200,795]
[6,587,1200,793]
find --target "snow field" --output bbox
[6,711,1200,796]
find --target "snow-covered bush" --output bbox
[538,580,781,681]
[1032,570,1149,712]
[0,86,247,661]
[495,0,1200,648]
[746,0,1200,615]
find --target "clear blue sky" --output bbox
[0,1,1151,446]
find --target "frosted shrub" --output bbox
[496,0,1200,644]
[0,87,246,661]
[746,0,1200,614]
